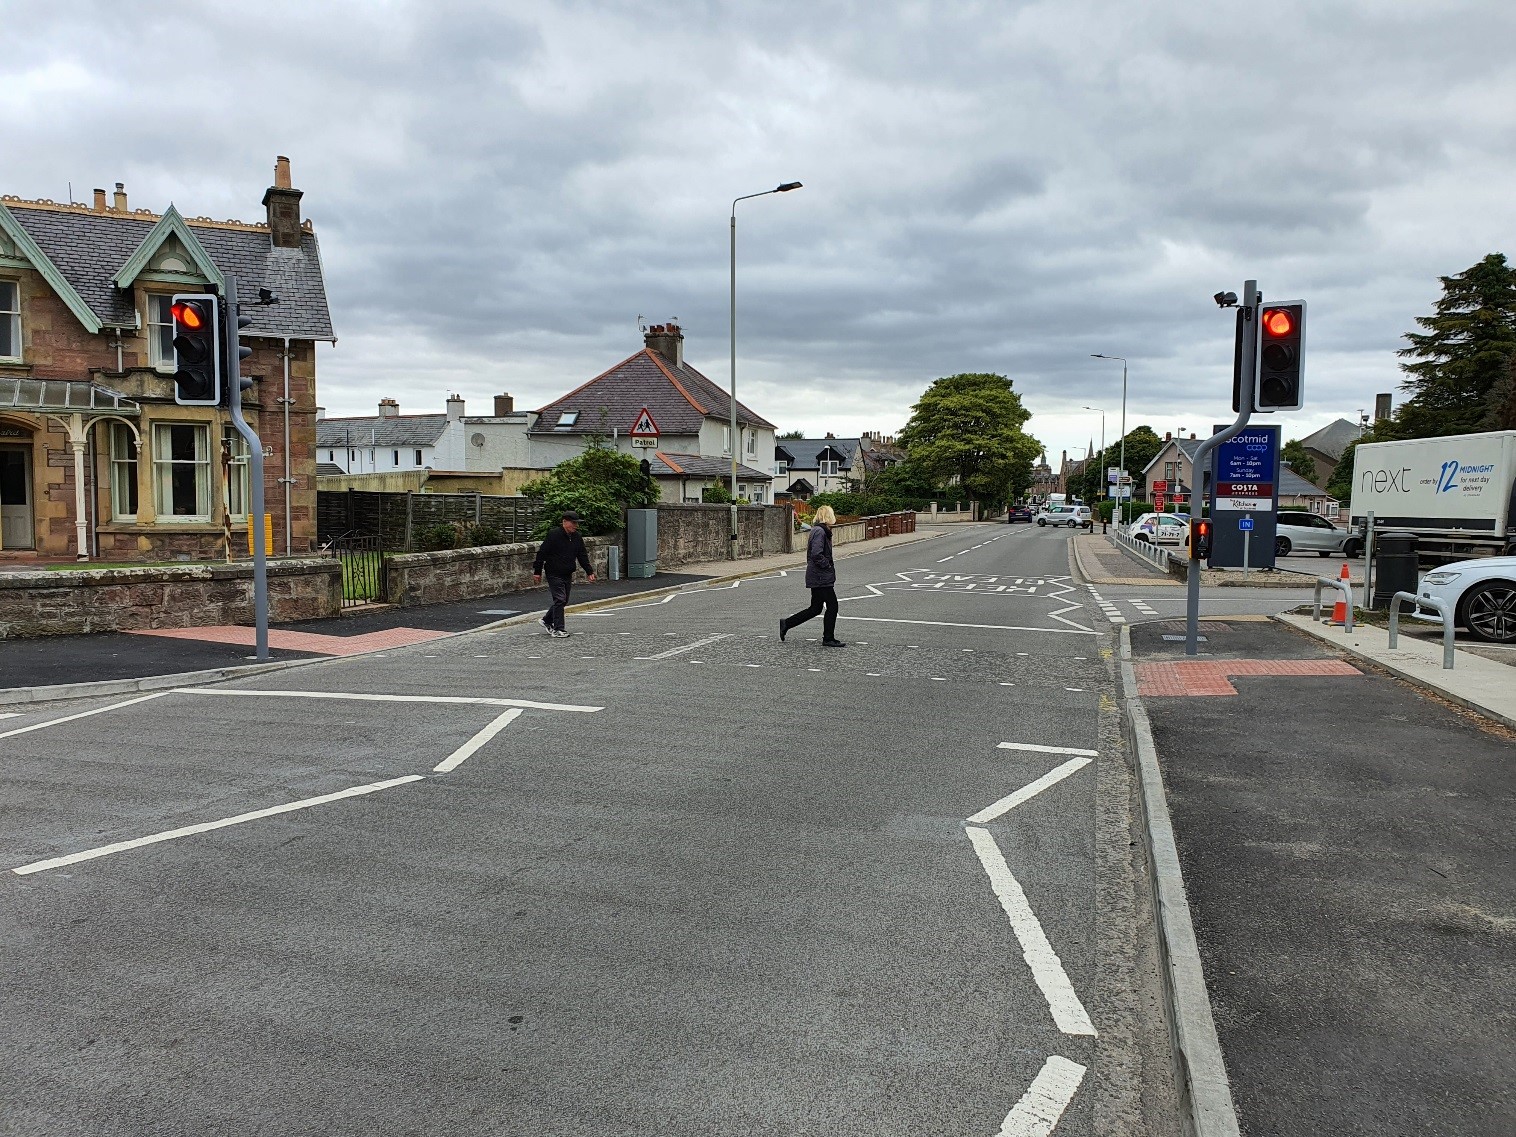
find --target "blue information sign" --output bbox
[1206,424,1281,569]
[1238,516,1254,531]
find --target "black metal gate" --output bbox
[331,532,386,607]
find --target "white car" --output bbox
[1036,504,1091,528]
[1128,512,1189,545]
[1416,556,1516,644]
[1275,511,1350,558]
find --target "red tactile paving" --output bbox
[1135,658,1361,697]
[128,625,452,657]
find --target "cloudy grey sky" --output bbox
[6,1,1514,464]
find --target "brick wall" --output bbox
[0,558,341,638]
[383,537,618,607]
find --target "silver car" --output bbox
[1275,512,1348,558]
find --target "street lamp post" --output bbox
[1091,354,1127,511]
[1082,405,1106,498]
[730,181,802,558]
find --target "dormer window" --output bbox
[557,411,579,428]
[819,459,839,476]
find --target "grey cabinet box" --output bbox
[626,508,657,579]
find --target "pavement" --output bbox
[0,529,936,701]
[1126,618,1515,1136]
[0,521,1180,1136]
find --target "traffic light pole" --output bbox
[223,277,269,660]
[1184,279,1259,657]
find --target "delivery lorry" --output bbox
[1349,430,1516,559]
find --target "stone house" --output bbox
[0,158,332,562]
[531,324,776,503]
[776,435,902,499]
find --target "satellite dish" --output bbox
[470,432,486,447]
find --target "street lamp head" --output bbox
[775,181,803,192]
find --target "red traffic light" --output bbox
[171,301,205,329]
[1261,308,1294,337]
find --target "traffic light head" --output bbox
[1190,517,1212,560]
[170,292,221,406]
[1254,300,1305,411]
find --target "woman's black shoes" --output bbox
[822,638,846,647]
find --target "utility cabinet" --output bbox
[626,509,657,579]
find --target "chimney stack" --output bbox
[446,394,466,421]
[643,322,684,367]
[316,407,326,421]
[494,394,515,416]
[378,398,399,418]
[1164,431,1172,441]
[112,182,128,212]
[93,188,107,212]
[262,155,305,248]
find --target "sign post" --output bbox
[1239,514,1254,581]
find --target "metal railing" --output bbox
[1312,575,1355,634]
[1389,590,1456,670]
[1110,528,1172,571]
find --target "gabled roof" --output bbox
[1297,418,1361,461]
[317,414,449,448]
[649,452,772,480]
[2,200,334,340]
[531,348,774,436]
[779,437,862,471]
[112,205,225,292]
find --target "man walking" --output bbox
[533,510,596,638]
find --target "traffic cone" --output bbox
[1331,561,1350,625]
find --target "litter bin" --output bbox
[1372,531,1419,609]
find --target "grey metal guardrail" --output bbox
[1312,575,1355,634]
[1111,528,1172,571]
[1389,590,1456,670]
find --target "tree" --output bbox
[1389,252,1516,439]
[897,373,1041,510]
[1282,438,1319,484]
[522,441,659,537]
[1070,425,1164,502]
[778,429,806,440]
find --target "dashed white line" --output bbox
[177,688,602,713]
[0,712,21,721]
[968,757,1094,824]
[13,775,426,876]
[996,1055,1087,1137]
[964,825,1096,1036]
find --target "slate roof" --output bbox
[531,349,774,436]
[4,203,334,340]
[650,452,772,481]
[1298,418,1361,461]
[777,437,861,471]
[317,414,449,448]
[316,462,345,477]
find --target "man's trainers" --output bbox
[822,638,846,648]
[539,615,552,633]
[550,629,570,639]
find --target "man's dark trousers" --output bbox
[546,574,572,632]
[785,586,839,640]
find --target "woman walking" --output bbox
[780,505,845,647]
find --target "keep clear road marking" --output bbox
[635,632,732,660]
[967,757,1093,825]
[433,707,522,774]
[997,1056,1087,1137]
[997,741,1099,758]
[176,688,602,713]
[12,775,426,876]
[838,616,1098,636]
[0,690,171,741]
[965,826,1097,1037]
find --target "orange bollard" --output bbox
[1331,560,1350,625]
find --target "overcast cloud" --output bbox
[5,1,1515,463]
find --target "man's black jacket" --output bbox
[533,526,592,577]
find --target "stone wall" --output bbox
[383,537,617,608]
[655,504,792,568]
[0,558,341,639]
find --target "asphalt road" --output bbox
[0,523,1177,1136]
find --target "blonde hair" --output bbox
[813,505,837,525]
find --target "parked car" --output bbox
[1275,511,1349,558]
[1006,505,1034,523]
[1416,556,1516,643]
[1129,513,1189,545]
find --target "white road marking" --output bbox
[998,742,1098,757]
[0,713,20,720]
[176,688,601,713]
[968,757,1094,825]
[838,616,1098,635]
[432,708,521,774]
[0,690,171,741]
[635,632,733,660]
[964,825,1096,1036]
[12,775,426,876]
[996,1055,1087,1137]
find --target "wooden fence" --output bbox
[317,489,545,551]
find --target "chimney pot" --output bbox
[643,322,684,367]
[275,156,292,189]
[93,188,107,212]
[112,183,127,212]
[494,394,515,416]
